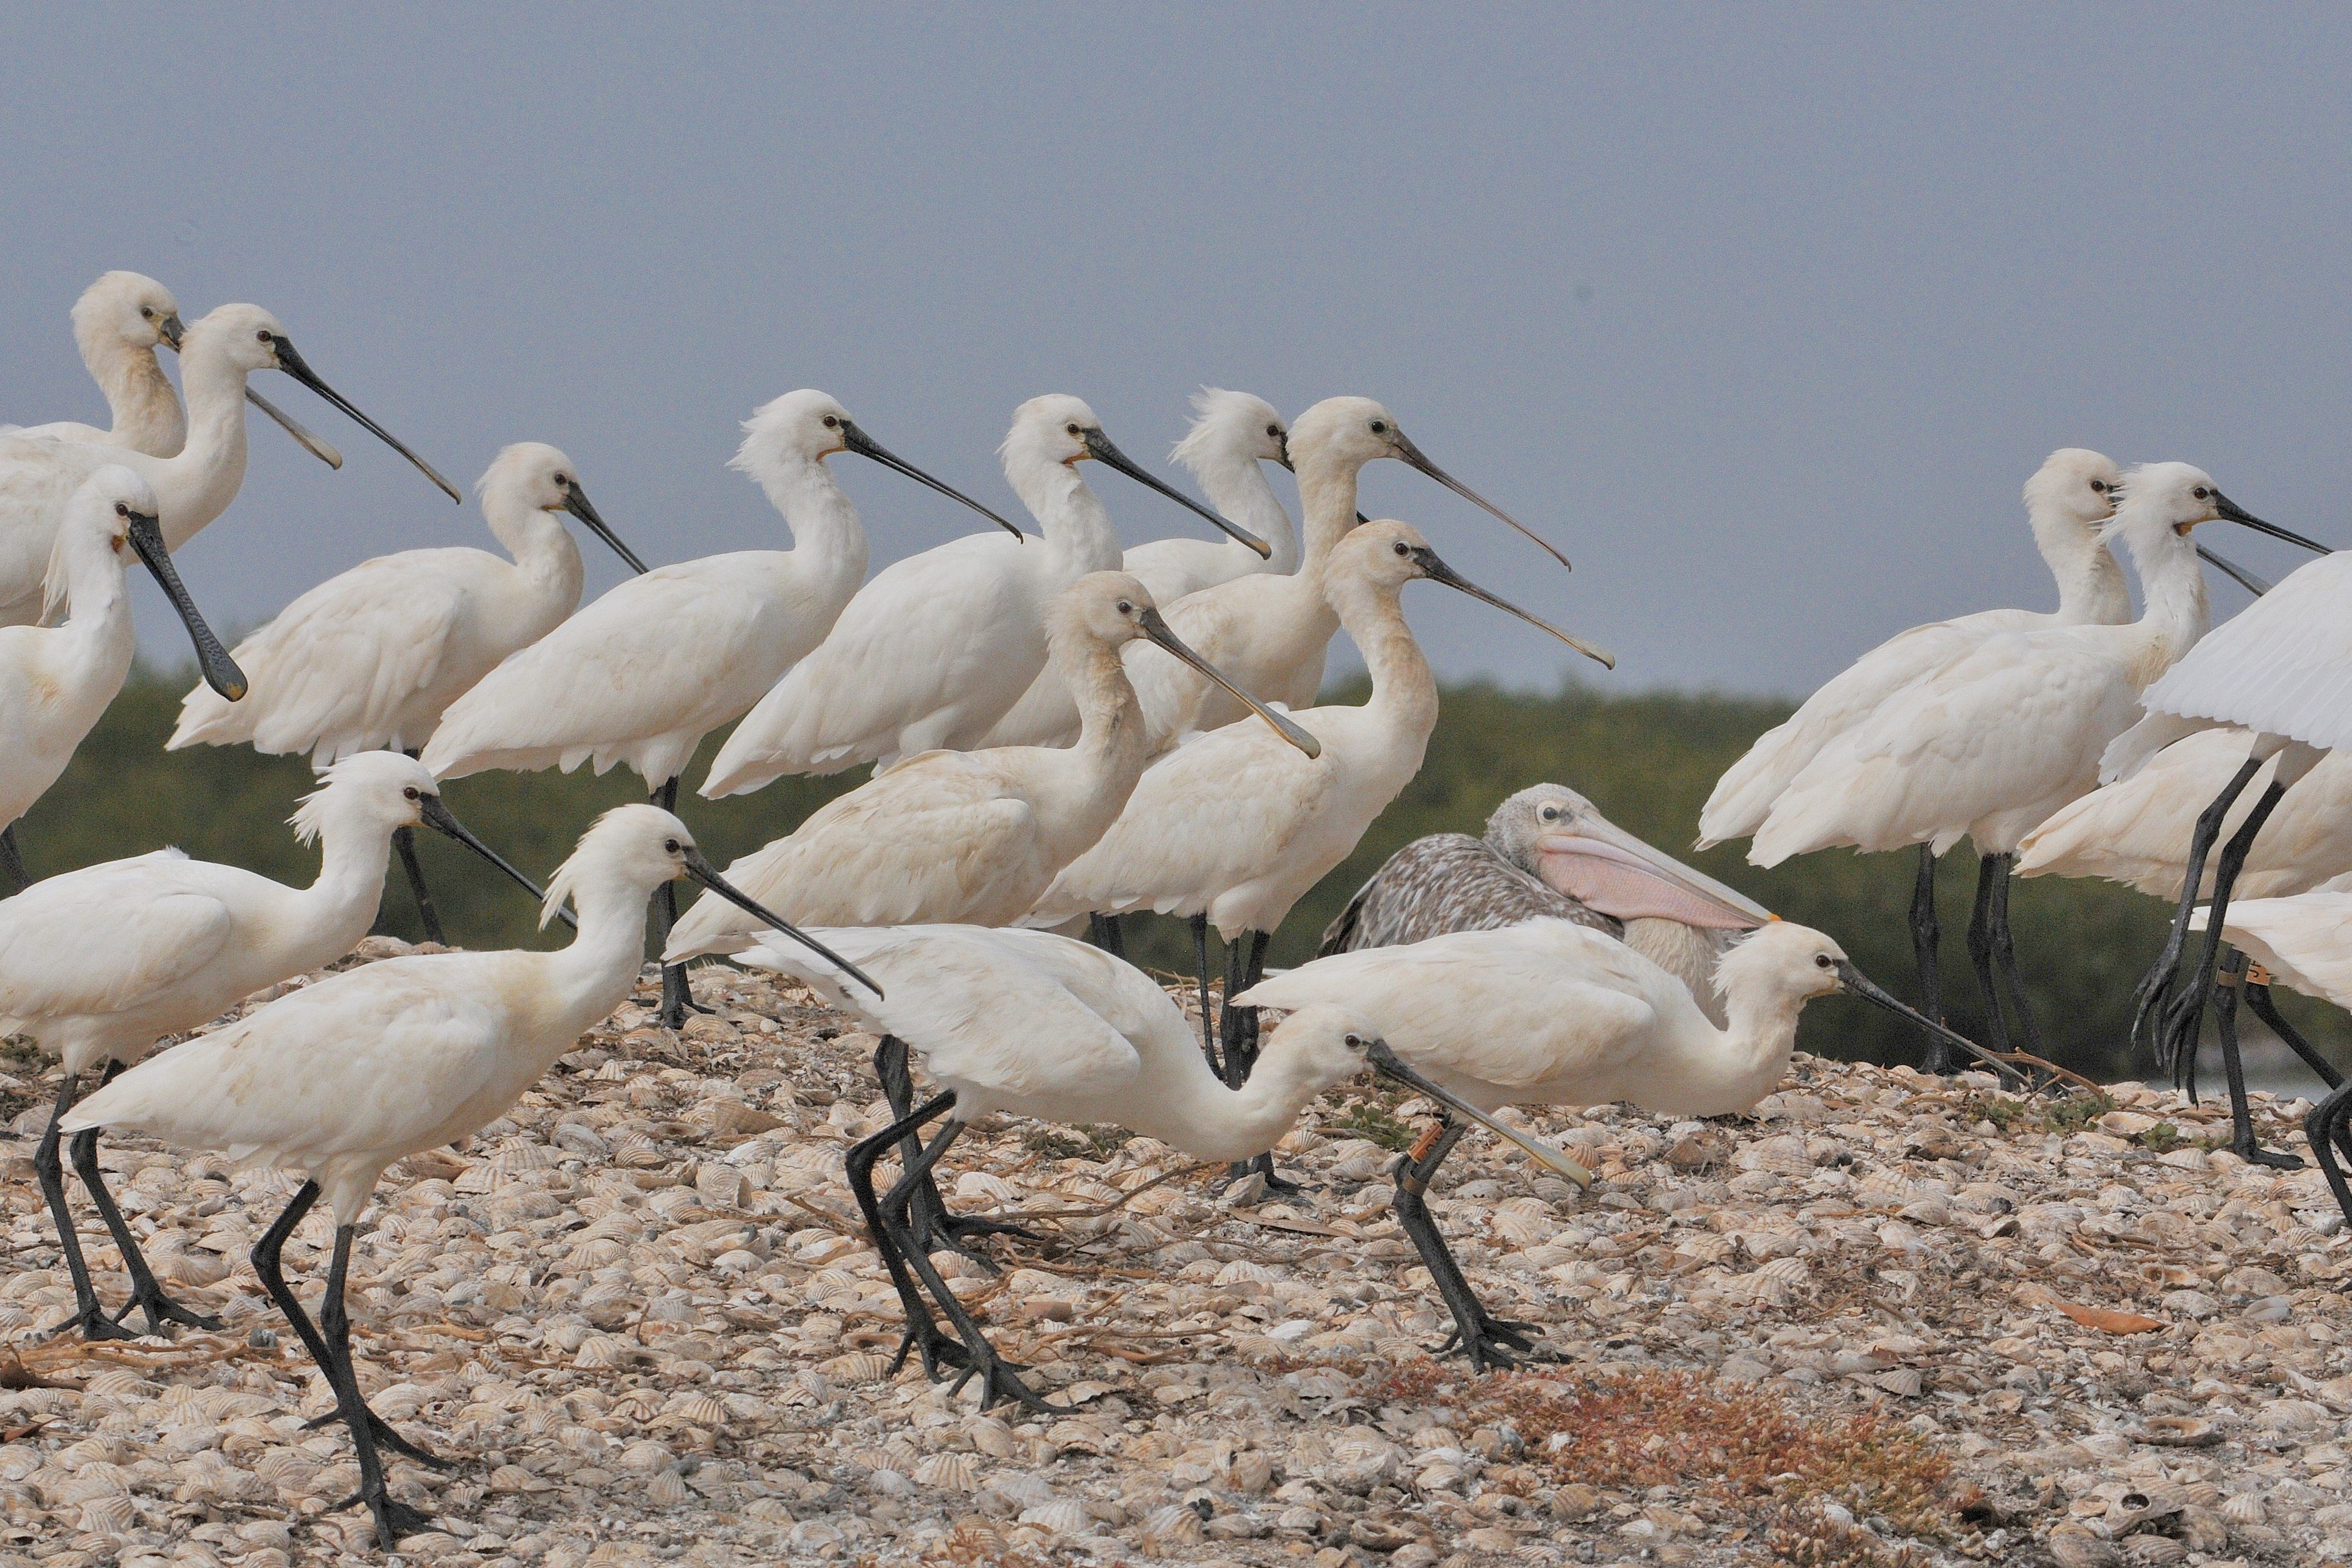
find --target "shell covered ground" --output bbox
[1,938,2350,1567]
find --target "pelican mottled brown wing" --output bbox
[1318,833,1619,955]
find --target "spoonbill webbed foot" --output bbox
[1431,1311,1552,1373]
[2305,1082,2352,1225]
[111,1282,223,1337]
[302,1407,454,1470]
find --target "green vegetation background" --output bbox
[23,669,2347,1084]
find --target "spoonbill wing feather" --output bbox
[0,439,99,624]
[2142,553,2352,753]
[664,755,1047,958]
[171,551,474,763]
[424,559,784,782]
[738,925,1144,1099]
[0,868,232,1020]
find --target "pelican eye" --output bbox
[1369,420,1386,434]
[1539,805,1560,821]
[664,838,681,854]
[822,415,838,428]
[402,786,421,801]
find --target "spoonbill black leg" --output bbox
[34,1071,136,1342]
[1219,931,1304,1194]
[1086,914,1124,957]
[2241,978,2345,1091]
[873,1112,1064,1415]
[314,1219,439,1549]
[646,778,712,1029]
[1391,1117,1545,1372]
[1985,855,2045,1057]
[874,1035,1034,1263]
[844,1094,966,1382]
[2132,755,2266,1065]
[388,750,446,945]
[1964,854,2013,1054]
[70,1062,220,1334]
[1192,914,1215,1059]
[2212,949,2305,1167]
[2158,777,2290,1093]
[2305,1082,2352,1227]
[1910,845,1948,1070]
[253,1183,447,1470]
[0,824,26,891]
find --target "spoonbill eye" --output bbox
[664,838,681,854]
[140,306,154,319]
[402,786,421,801]
[2089,478,2106,492]
[1266,423,1281,438]
[2193,487,2211,500]
[255,329,273,343]
[1815,953,1833,968]
[1344,1033,1364,1049]
[822,415,838,428]
[1369,420,1386,434]
[553,474,569,487]
[114,502,130,518]
[1393,541,1410,557]
[1066,423,1083,437]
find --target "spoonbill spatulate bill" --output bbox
[1,753,549,1340]
[170,442,646,941]
[1746,463,2322,1070]
[2111,547,2352,1161]
[1112,396,1574,761]
[1,468,244,890]
[698,394,1265,796]
[0,304,455,627]
[1238,919,1996,1368]
[423,391,1010,1025]
[978,388,1297,749]
[1320,782,1772,1027]
[58,806,871,1550]
[7,270,344,467]
[736,924,1583,1409]
[1025,520,1610,1184]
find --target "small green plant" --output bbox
[1329,1101,1417,1153]
[1021,1124,1133,1161]
[1964,1089,2115,1138]
[2038,1089,2115,1135]
[2137,1121,2184,1154]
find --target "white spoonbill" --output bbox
[9,270,342,466]
[2,753,545,1340]
[699,395,1266,794]
[0,303,456,626]
[976,388,1296,749]
[1116,394,1570,761]
[1319,782,1772,1027]
[1238,919,1997,1368]
[169,442,646,941]
[2097,547,2352,1151]
[58,804,867,1550]
[1746,464,2321,1063]
[423,391,1012,1023]
[665,572,1316,1255]
[2018,726,2352,1160]
[2183,887,2352,1210]
[1,468,245,890]
[1025,520,1609,1154]
[737,922,1581,1408]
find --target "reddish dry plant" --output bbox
[1373,1362,1956,1545]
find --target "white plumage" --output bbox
[701,396,1255,793]
[170,443,644,766]
[0,304,451,626]
[662,572,1316,959]
[2196,889,2352,1016]
[978,390,1296,750]
[8,272,188,455]
[2132,551,2352,759]
[1700,449,2127,847]
[2,468,241,853]
[424,391,1005,791]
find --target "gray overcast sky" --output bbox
[6,6,2346,697]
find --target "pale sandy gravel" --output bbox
[0,938,2348,1566]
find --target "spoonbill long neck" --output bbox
[486,495,586,602]
[1328,573,1436,737]
[2117,531,2213,685]
[78,327,183,456]
[1129,1042,1338,1164]
[755,452,870,588]
[546,879,663,1022]
[2033,504,2130,627]
[1059,627,1149,780]
[1677,989,1805,1116]
[155,342,253,549]
[1007,459,1120,576]
[1194,451,1299,574]
[1293,455,1364,581]
[297,818,412,947]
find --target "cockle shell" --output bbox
[914,1453,980,1491]
[644,1468,691,1505]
